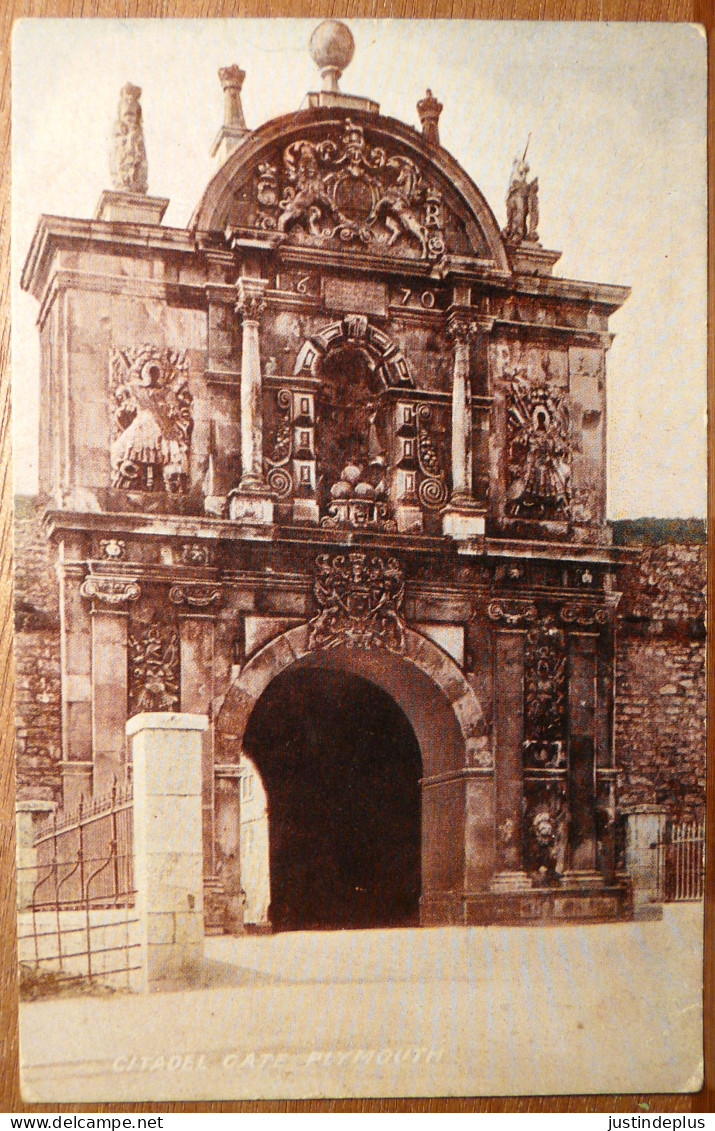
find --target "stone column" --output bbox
[178,613,216,875]
[567,632,599,878]
[127,712,208,993]
[91,608,129,793]
[229,277,274,525]
[442,312,486,542]
[490,628,531,891]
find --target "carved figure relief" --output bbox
[109,83,148,194]
[247,119,447,260]
[524,782,569,880]
[308,552,406,652]
[523,616,567,769]
[506,369,572,520]
[128,618,180,714]
[110,348,193,493]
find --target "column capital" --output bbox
[446,308,479,344]
[236,276,268,321]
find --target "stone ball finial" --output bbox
[309,20,355,92]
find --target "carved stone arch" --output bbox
[214,623,490,776]
[293,315,414,388]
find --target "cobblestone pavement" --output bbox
[19,903,703,1102]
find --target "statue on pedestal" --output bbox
[110,83,148,194]
[502,141,540,246]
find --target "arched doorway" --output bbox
[243,666,422,932]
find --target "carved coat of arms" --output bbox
[506,370,572,520]
[246,119,446,261]
[308,552,406,652]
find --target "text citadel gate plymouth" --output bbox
[20,20,635,932]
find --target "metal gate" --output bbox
[658,819,705,901]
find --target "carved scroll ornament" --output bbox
[169,585,222,608]
[560,602,609,628]
[308,552,406,653]
[80,576,141,605]
[487,600,538,627]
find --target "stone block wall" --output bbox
[14,496,61,803]
[614,532,706,819]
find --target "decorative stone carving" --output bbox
[110,347,193,493]
[560,602,608,628]
[308,552,406,652]
[99,539,125,560]
[502,148,539,246]
[169,585,222,608]
[524,782,569,879]
[110,83,148,194]
[506,369,572,520]
[80,576,141,605]
[487,600,538,627]
[417,89,443,146]
[180,542,210,566]
[415,404,449,510]
[246,119,447,260]
[265,388,294,498]
[523,616,567,769]
[128,619,180,714]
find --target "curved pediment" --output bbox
[191,108,510,271]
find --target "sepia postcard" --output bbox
[11,17,707,1101]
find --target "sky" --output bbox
[11,19,708,518]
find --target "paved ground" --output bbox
[19,904,703,1102]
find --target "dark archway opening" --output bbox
[243,665,422,932]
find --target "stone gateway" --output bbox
[20,20,640,931]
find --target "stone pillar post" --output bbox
[624,805,667,920]
[442,311,486,542]
[490,627,531,891]
[127,712,208,992]
[229,277,274,525]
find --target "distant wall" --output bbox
[614,532,706,819]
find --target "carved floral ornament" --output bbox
[308,552,406,653]
[232,118,449,261]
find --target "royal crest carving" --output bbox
[308,552,406,652]
[128,619,180,714]
[523,616,567,770]
[110,347,193,494]
[241,119,447,260]
[80,576,141,605]
[506,369,572,520]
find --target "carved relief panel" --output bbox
[225,118,480,261]
[110,347,193,495]
[128,615,180,715]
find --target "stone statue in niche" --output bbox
[110,347,193,494]
[110,83,148,194]
[128,618,180,714]
[502,147,539,246]
[308,552,406,652]
[506,369,572,520]
[250,118,446,260]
